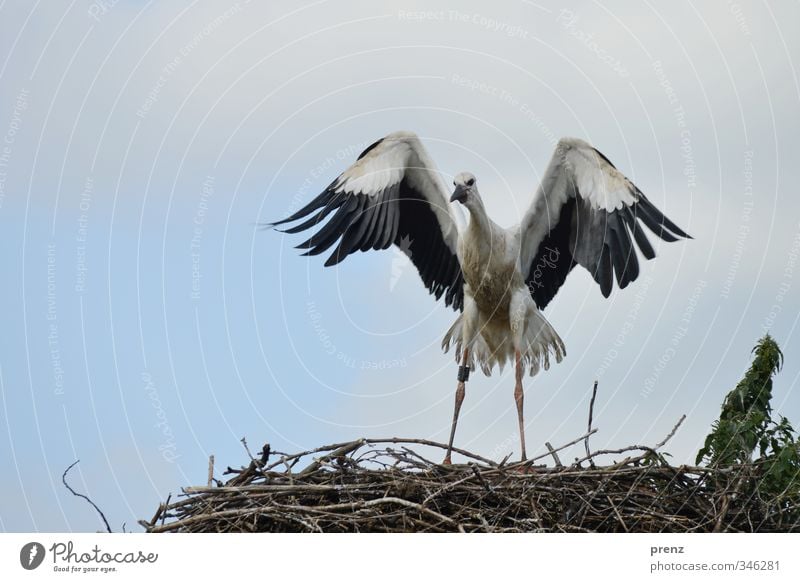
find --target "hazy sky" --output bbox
[1,0,799,532]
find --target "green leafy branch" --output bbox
[697,334,800,506]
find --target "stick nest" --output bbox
[141,429,799,533]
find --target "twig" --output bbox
[545,442,563,467]
[207,455,215,487]
[469,463,493,493]
[264,439,364,471]
[259,443,271,465]
[62,460,112,533]
[573,445,655,467]
[400,446,439,468]
[653,415,687,450]
[607,495,629,532]
[299,439,365,476]
[160,493,171,526]
[571,415,686,467]
[240,437,258,465]
[585,380,599,466]
[364,437,499,467]
[262,437,499,472]
[526,429,598,465]
[291,497,459,526]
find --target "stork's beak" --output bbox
[450,185,468,204]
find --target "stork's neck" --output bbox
[465,195,492,236]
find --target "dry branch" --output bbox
[143,422,799,533]
[584,380,599,465]
[63,460,112,533]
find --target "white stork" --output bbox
[272,131,690,463]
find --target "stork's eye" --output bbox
[466,178,475,187]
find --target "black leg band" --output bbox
[457,365,470,383]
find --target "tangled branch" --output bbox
[139,413,798,533]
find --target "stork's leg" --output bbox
[515,349,527,462]
[443,348,469,465]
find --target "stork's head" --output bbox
[450,172,479,207]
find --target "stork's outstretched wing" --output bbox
[517,137,691,310]
[272,131,464,310]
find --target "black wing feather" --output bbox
[271,180,340,226]
[394,182,464,310]
[628,211,656,259]
[598,244,613,297]
[273,142,464,311]
[358,197,383,251]
[526,198,577,309]
[525,175,689,309]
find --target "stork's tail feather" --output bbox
[441,319,496,376]
[518,307,566,376]
[442,310,565,377]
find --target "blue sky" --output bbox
[1,0,799,531]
